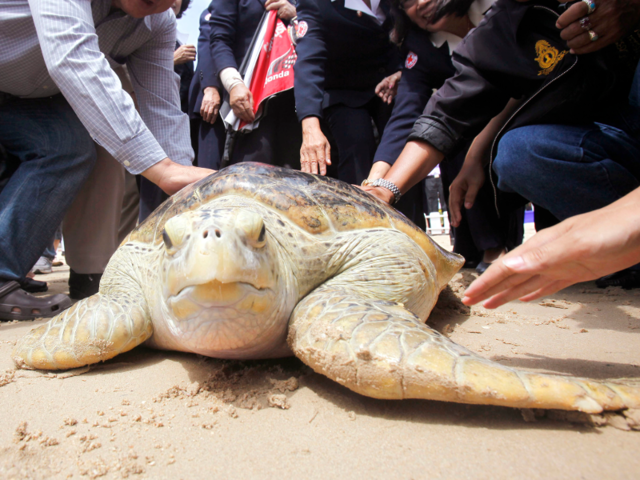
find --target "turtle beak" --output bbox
[236,210,266,249]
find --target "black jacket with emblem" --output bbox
[410,0,640,159]
[293,0,401,121]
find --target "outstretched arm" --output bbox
[463,187,640,309]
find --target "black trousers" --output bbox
[439,148,524,261]
[229,90,302,169]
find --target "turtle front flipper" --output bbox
[12,291,152,371]
[289,285,640,413]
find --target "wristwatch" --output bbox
[370,178,402,204]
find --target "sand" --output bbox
[2,234,640,479]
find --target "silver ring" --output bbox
[588,29,599,42]
[582,0,596,15]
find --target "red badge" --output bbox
[297,21,308,38]
[405,52,418,69]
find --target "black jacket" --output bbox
[174,40,194,114]
[293,0,400,121]
[410,0,639,158]
[188,5,222,120]
[374,26,454,165]
[209,0,266,78]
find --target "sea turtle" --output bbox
[12,163,640,413]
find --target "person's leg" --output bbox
[197,118,226,170]
[0,95,95,318]
[0,95,96,282]
[324,104,377,185]
[273,91,303,170]
[139,178,168,223]
[63,144,125,274]
[118,171,140,245]
[493,123,640,221]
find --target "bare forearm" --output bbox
[385,140,444,193]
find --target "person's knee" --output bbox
[493,126,550,192]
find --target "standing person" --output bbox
[210,0,301,167]
[0,0,213,320]
[293,0,399,183]
[188,3,226,170]
[365,0,523,267]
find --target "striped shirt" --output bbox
[0,0,193,174]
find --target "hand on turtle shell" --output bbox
[142,158,215,195]
[200,87,221,124]
[300,117,332,175]
[556,0,640,55]
[462,187,640,309]
[174,44,196,65]
[265,0,296,20]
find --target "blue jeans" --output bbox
[0,94,96,283]
[493,122,640,221]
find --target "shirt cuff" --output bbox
[408,117,457,156]
[110,128,170,175]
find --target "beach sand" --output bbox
[1,233,640,479]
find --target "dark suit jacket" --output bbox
[188,5,222,119]
[293,0,400,121]
[374,26,454,165]
[209,0,266,77]
[174,40,194,114]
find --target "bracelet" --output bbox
[370,178,402,204]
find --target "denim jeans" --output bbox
[493,122,640,221]
[0,94,96,283]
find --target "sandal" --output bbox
[0,281,72,321]
[18,277,48,293]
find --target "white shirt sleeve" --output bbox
[27,0,191,174]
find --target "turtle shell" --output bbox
[128,163,462,288]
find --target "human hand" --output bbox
[556,0,640,54]
[142,158,215,195]
[265,0,296,20]
[448,159,485,228]
[360,184,396,204]
[462,188,640,309]
[200,87,221,124]
[365,161,392,183]
[300,117,332,175]
[229,84,255,122]
[174,44,196,65]
[375,71,402,105]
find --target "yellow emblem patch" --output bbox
[534,40,568,76]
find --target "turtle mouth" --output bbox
[168,279,274,320]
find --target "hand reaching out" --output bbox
[229,83,255,123]
[462,187,640,309]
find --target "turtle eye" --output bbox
[163,216,188,254]
[257,224,266,244]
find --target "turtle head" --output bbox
[157,204,293,357]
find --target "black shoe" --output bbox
[476,261,491,274]
[462,259,481,269]
[68,269,102,300]
[18,277,48,293]
[595,269,640,290]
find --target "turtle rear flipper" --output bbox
[289,284,640,413]
[12,291,152,371]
